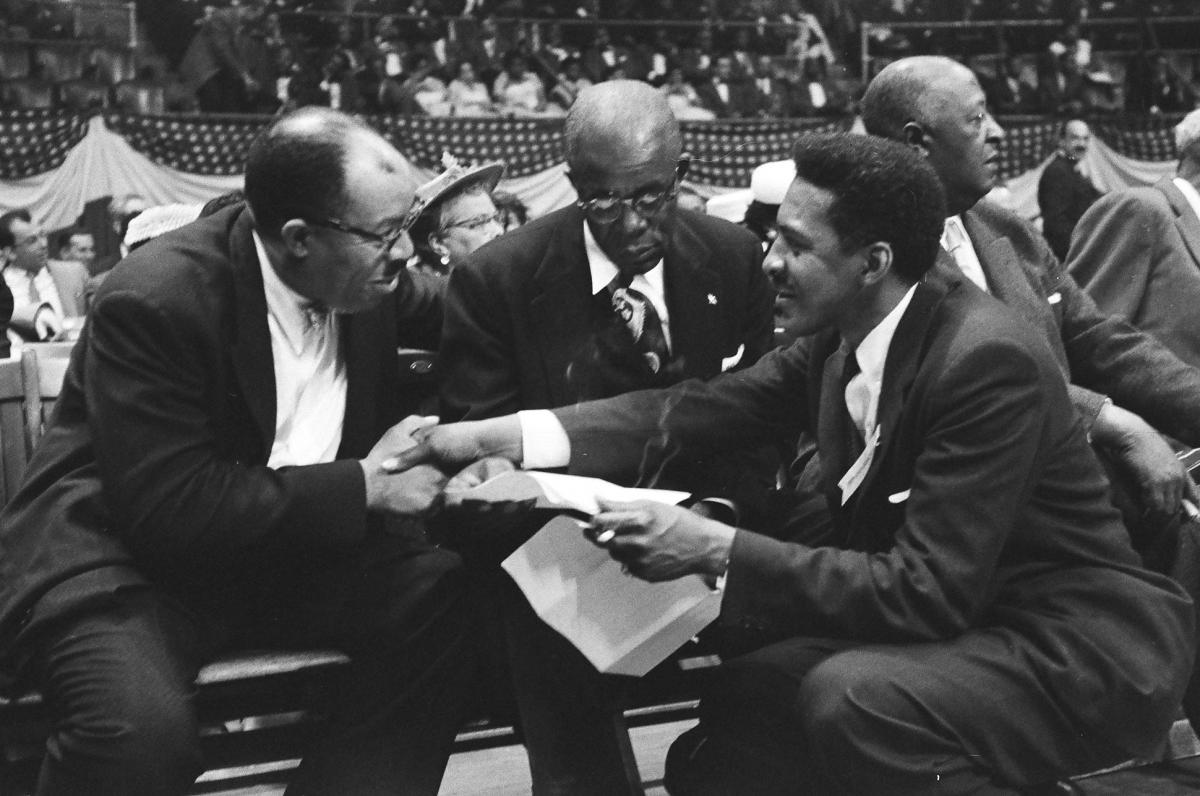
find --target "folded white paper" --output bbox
[466,471,722,676]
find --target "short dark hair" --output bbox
[0,208,31,249]
[791,132,946,283]
[243,107,364,237]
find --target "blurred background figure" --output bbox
[407,154,506,289]
[57,228,96,273]
[447,60,497,116]
[492,190,528,233]
[1,209,88,346]
[1038,119,1103,261]
[179,0,268,112]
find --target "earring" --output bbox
[439,252,450,265]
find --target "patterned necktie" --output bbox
[609,272,670,374]
[301,302,330,349]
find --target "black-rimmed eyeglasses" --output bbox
[307,217,411,252]
[440,211,503,233]
[574,159,690,223]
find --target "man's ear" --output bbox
[861,242,893,285]
[279,219,311,258]
[902,121,928,156]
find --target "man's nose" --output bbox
[984,112,1005,142]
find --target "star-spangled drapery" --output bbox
[1,110,1186,184]
[0,110,1187,234]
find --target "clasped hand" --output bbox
[361,416,518,516]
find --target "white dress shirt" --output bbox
[845,285,917,440]
[253,232,346,468]
[5,266,64,320]
[1174,177,1200,224]
[941,215,990,292]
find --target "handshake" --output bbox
[356,414,737,584]
[357,414,524,517]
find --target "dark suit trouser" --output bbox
[27,538,478,796]
[664,634,1128,796]
[497,573,643,796]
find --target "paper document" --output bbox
[462,471,722,676]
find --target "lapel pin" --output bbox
[707,293,718,305]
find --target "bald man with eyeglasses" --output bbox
[437,80,775,795]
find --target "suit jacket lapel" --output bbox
[1160,178,1200,272]
[528,206,596,405]
[663,219,722,372]
[229,210,276,457]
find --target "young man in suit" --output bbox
[0,209,89,344]
[862,54,1200,528]
[418,132,1196,795]
[0,107,475,795]
[438,79,775,794]
[1066,108,1200,370]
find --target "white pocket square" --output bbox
[721,344,745,372]
[1047,292,1062,305]
[887,489,911,504]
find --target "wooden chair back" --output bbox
[19,342,75,458]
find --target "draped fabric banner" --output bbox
[0,110,1185,233]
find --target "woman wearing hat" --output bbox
[407,154,506,288]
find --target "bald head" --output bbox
[245,106,404,237]
[861,56,1004,215]
[861,56,976,140]
[563,80,682,175]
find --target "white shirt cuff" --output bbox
[518,409,571,469]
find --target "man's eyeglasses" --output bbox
[574,158,690,223]
[308,217,410,252]
[440,211,502,233]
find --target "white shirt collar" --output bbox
[1174,177,1200,224]
[584,219,666,299]
[253,230,330,356]
[852,283,918,395]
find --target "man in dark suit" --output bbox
[178,0,266,112]
[0,108,475,795]
[1066,109,1200,370]
[862,55,1200,526]
[419,131,1196,795]
[696,56,754,119]
[1038,119,1103,261]
[438,79,774,794]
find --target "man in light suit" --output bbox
[862,55,1200,525]
[0,209,89,343]
[1066,108,1200,370]
[419,132,1196,794]
[0,108,475,795]
[438,79,774,794]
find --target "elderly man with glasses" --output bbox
[0,107,476,795]
[437,79,775,795]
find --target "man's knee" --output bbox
[44,671,203,791]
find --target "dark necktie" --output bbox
[608,272,670,374]
[840,349,865,465]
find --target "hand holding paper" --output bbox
[456,470,720,676]
[588,498,736,583]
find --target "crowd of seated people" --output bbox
[3,0,1200,118]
